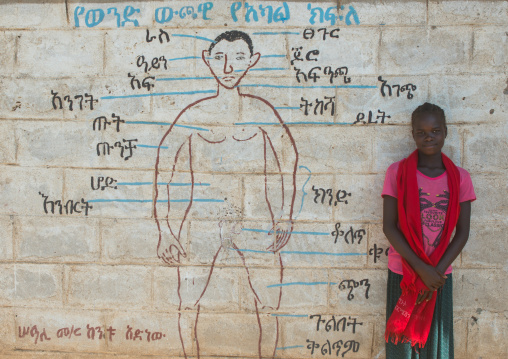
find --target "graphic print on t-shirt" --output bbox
[419,188,449,247]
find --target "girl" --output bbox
[382,103,475,358]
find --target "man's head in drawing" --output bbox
[202,30,261,89]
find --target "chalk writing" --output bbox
[126,325,166,342]
[39,193,93,216]
[91,176,118,190]
[155,3,213,24]
[310,315,363,334]
[145,29,170,43]
[378,76,417,99]
[93,114,124,132]
[96,139,138,160]
[137,55,168,73]
[51,91,98,111]
[18,325,51,345]
[369,243,390,263]
[312,186,351,206]
[331,223,366,244]
[74,6,140,28]
[291,47,320,65]
[300,96,335,116]
[303,28,340,40]
[56,325,81,339]
[354,109,391,124]
[294,66,350,84]
[338,279,370,300]
[306,339,360,357]
[230,2,290,23]
[128,73,155,91]
[19,324,165,344]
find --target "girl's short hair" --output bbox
[411,102,446,127]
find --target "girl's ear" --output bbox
[202,50,211,68]
[248,52,261,69]
[444,125,448,138]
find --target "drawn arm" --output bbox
[261,122,298,252]
[154,131,194,264]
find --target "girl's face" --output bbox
[412,113,447,156]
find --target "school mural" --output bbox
[1,1,506,358]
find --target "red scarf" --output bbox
[385,150,460,348]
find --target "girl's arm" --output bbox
[436,201,472,273]
[383,195,447,291]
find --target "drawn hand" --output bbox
[416,290,434,305]
[157,227,186,265]
[417,264,447,291]
[266,221,293,252]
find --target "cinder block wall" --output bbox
[0,1,506,358]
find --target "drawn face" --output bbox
[412,113,447,156]
[203,39,260,89]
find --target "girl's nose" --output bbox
[223,55,233,73]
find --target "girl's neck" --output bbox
[417,151,444,169]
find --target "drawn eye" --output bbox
[236,56,245,60]
[214,55,223,60]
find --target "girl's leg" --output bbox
[419,273,454,359]
[385,271,454,359]
[386,270,413,359]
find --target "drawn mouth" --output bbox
[223,76,235,81]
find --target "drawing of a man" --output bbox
[154,30,298,358]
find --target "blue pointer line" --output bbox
[229,248,272,254]
[157,76,215,81]
[167,56,201,61]
[261,55,286,58]
[233,68,287,73]
[296,165,312,219]
[253,32,300,35]
[267,281,337,288]
[124,121,209,131]
[137,144,168,149]
[241,228,328,235]
[100,90,215,100]
[276,345,305,350]
[239,84,377,89]
[234,121,349,126]
[116,182,210,186]
[88,199,224,203]
[172,34,215,42]
[271,314,308,318]
[274,107,300,110]
[280,251,367,256]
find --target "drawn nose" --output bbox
[223,55,233,74]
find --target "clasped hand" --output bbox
[416,264,447,304]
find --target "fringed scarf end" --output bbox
[385,332,427,349]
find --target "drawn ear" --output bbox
[248,52,261,69]
[202,50,211,67]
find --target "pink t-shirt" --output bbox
[382,160,476,275]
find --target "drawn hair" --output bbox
[208,30,254,56]
[411,102,446,127]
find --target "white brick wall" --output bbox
[0,0,506,358]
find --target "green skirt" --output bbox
[386,270,454,359]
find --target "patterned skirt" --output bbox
[385,270,454,359]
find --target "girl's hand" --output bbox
[417,263,447,291]
[416,290,434,304]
